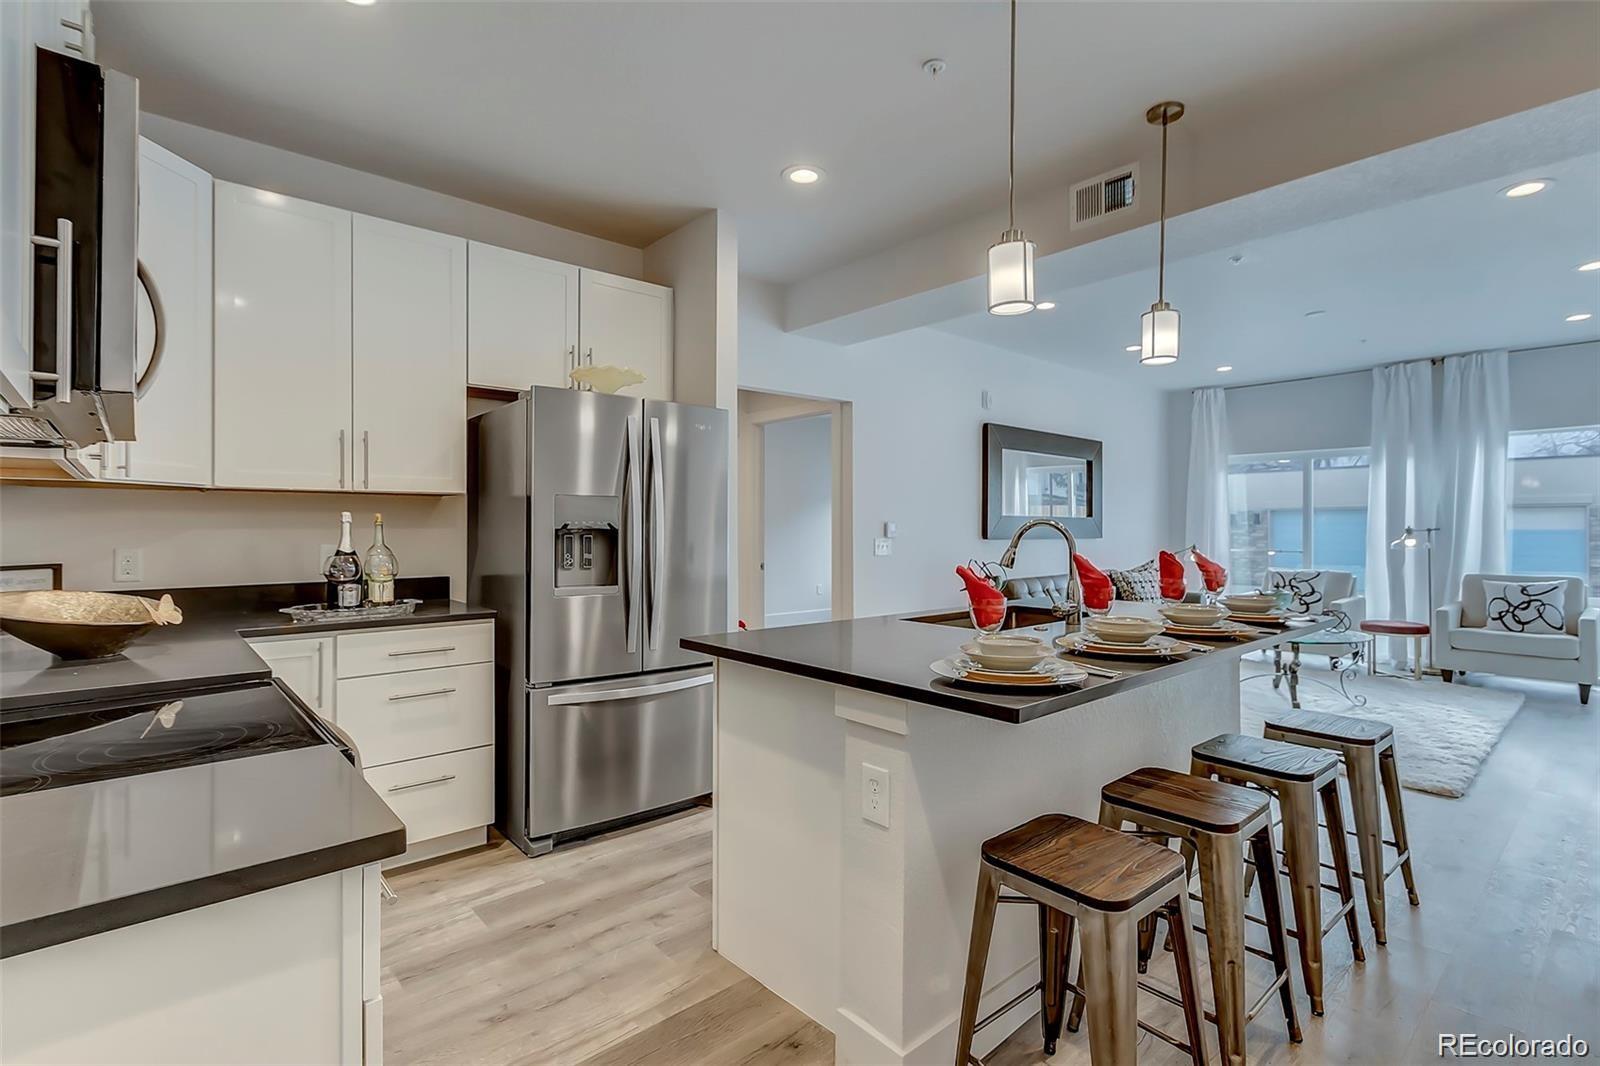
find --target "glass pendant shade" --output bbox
[988,231,1036,315]
[1139,301,1180,365]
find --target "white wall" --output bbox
[142,115,642,277]
[741,280,1168,619]
[0,486,464,592]
[762,415,832,626]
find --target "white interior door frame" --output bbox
[737,389,853,629]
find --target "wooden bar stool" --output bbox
[1190,734,1365,1015]
[955,814,1208,1066]
[1066,768,1301,1066]
[1261,709,1420,944]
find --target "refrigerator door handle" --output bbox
[545,672,712,706]
[646,416,666,650]
[623,414,642,655]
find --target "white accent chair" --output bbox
[1266,569,1366,628]
[1434,574,1598,705]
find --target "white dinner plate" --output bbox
[1163,620,1258,639]
[1056,634,1186,659]
[1224,611,1289,625]
[931,657,1089,689]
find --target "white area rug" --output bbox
[1239,668,1524,798]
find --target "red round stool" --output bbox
[1360,619,1430,680]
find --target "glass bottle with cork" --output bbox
[365,513,398,605]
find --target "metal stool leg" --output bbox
[1249,825,1302,1042]
[1278,781,1327,1014]
[1197,832,1248,1066]
[954,864,1001,1066]
[1039,904,1075,1056]
[1167,893,1210,1066]
[1379,748,1421,906]
[1078,909,1140,1066]
[1344,744,1389,944]
[1319,781,1366,962]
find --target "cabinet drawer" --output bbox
[336,622,492,679]
[365,748,492,844]
[336,663,492,768]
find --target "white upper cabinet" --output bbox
[353,214,466,494]
[466,242,577,391]
[103,138,213,486]
[213,182,353,491]
[577,270,672,401]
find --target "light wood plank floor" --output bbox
[383,676,1597,1065]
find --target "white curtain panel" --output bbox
[1184,387,1231,560]
[1366,360,1437,663]
[1436,351,1510,598]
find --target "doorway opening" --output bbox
[737,389,853,629]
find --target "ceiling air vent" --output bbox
[1070,164,1138,230]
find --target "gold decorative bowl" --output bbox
[0,590,182,660]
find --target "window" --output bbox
[1228,451,1370,591]
[1508,426,1599,584]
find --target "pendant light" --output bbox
[1140,101,1184,365]
[987,0,1035,316]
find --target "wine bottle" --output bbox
[324,511,364,609]
[365,513,398,606]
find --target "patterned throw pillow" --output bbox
[1107,559,1162,602]
[1268,570,1330,613]
[1483,580,1567,635]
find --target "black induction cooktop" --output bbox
[0,682,328,797]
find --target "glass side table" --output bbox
[1243,623,1374,709]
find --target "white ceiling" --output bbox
[94,0,1533,283]
[935,151,1600,389]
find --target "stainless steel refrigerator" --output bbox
[469,387,727,856]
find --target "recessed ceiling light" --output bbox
[346,0,376,6]
[1036,301,1056,310]
[1566,312,1592,322]
[782,165,824,185]
[1501,180,1549,198]
[1579,260,1600,272]
[1276,459,1292,464]
[1124,345,1141,352]
[1303,309,1326,318]
[1215,365,1233,373]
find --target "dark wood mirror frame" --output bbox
[982,423,1104,541]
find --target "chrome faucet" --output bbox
[998,519,1082,623]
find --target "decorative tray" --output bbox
[279,599,422,624]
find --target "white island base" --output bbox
[712,657,1240,1066]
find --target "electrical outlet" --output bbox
[815,583,825,596]
[873,538,892,557]
[861,763,891,828]
[113,548,142,583]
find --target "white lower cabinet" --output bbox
[0,864,383,1065]
[249,621,494,866]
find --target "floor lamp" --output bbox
[1389,525,1441,671]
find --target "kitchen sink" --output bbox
[903,605,1068,631]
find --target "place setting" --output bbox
[1157,601,1266,640]
[931,632,1093,690]
[1055,612,1216,660]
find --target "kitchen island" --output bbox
[682,604,1325,1066]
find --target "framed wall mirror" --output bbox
[982,423,1104,540]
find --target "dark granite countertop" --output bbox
[0,577,495,712]
[682,605,1330,725]
[0,578,489,956]
[1,689,406,957]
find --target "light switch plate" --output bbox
[861,762,891,828]
[873,538,892,556]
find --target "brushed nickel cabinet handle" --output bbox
[386,645,456,657]
[363,429,370,489]
[338,429,346,488]
[387,687,456,702]
[386,774,455,793]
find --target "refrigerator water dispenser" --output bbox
[553,495,619,590]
